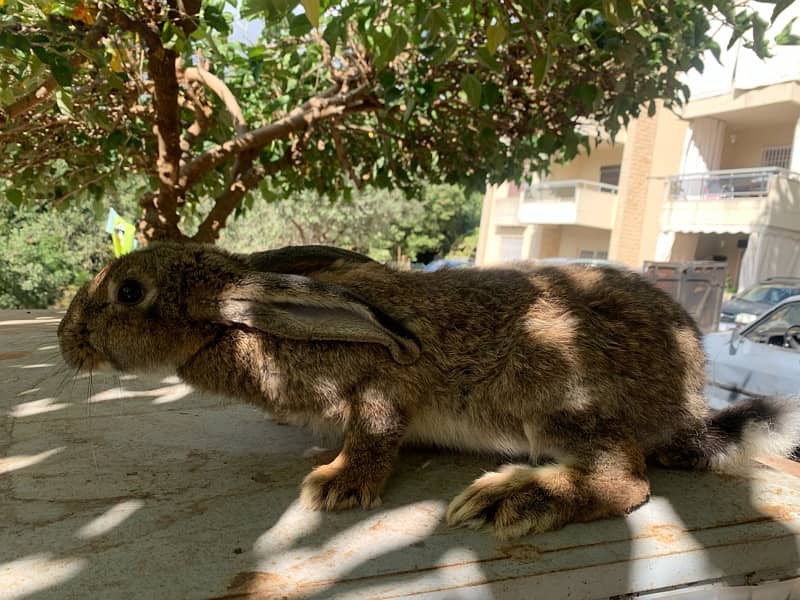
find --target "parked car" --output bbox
[422,258,474,272]
[704,295,800,410]
[532,257,626,269]
[719,277,800,331]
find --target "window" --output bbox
[737,284,800,305]
[761,146,791,170]
[579,249,609,260]
[745,302,800,350]
[599,165,621,187]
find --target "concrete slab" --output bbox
[2,310,800,600]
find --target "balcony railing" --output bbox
[667,167,800,201]
[523,179,619,203]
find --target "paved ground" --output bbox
[2,310,800,600]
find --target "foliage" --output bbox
[0,0,787,242]
[222,183,481,263]
[0,180,478,308]
[0,201,112,309]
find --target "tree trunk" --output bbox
[136,191,188,246]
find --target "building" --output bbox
[476,4,800,292]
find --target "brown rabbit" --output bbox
[58,242,799,539]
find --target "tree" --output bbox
[222,184,482,263]
[0,200,112,308]
[0,0,785,244]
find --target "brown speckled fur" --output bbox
[59,242,721,538]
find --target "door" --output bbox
[710,300,800,406]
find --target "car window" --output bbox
[745,302,800,348]
[738,284,800,304]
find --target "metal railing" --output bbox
[522,179,619,203]
[667,167,800,201]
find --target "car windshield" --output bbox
[745,302,800,346]
[737,284,800,304]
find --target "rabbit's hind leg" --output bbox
[446,439,650,539]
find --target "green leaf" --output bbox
[423,8,449,38]
[300,0,320,28]
[49,58,73,87]
[573,82,599,109]
[289,13,312,36]
[708,40,722,64]
[5,188,23,207]
[616,0,634,21]
[776,18,800,45]
[55,89,73,116]
[242,0,296,21]
[460,73,482,109]
[203,4,231,35]
[601,0,619,26]
[532,54,548,88]
[486,22,507,55]
[322,17,344,49]
[481,81,501,107]
[376,25,410,70]
[750,14,770,57]
[432,36,458,66]
[771,0,795,24]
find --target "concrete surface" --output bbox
[2,310,800,600]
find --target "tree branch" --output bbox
[0,7,111,124]
[331,124,361,189]
[181,64,247,135]
[180,84,377,192]
[179,82,213,155]
[114,4,184,238]
[191,151,295,243]
[288,217,309,244]
[146,44,183,227]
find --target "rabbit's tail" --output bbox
[655,397,800,472]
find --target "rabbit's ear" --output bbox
[211,273,419,365]
[242,245,375,275]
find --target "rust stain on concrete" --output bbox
[0,351,31,360]
[646,524,682,544]
[498,543,543,562]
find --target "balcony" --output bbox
[518,180,619,229]
[663,167,800,233]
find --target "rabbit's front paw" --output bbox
[446,464,575,539]
[300,453,383,511]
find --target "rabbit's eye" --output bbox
[117,279,144,306]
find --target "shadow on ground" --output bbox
[1,312,798,599]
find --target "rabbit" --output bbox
[58,242,800,539]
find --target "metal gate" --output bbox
[642,261,728,333]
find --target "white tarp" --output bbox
[680,118,726,174]
[655,231,676,261]
[739,226,800,290]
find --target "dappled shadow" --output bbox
[2,311,799,599]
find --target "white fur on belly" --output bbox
[404,414,529,456]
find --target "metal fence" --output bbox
[666,167,798,201]
[523,180,619,203]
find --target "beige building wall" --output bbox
[557,226,611,258]
[719,123,794,169]
[606,104,689,268]
[477,92,800,270]
[607,112,659,266]
[539,226,562,257]
[637,108,690,266]
[475,185,496,265]
[549,144,624,181]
